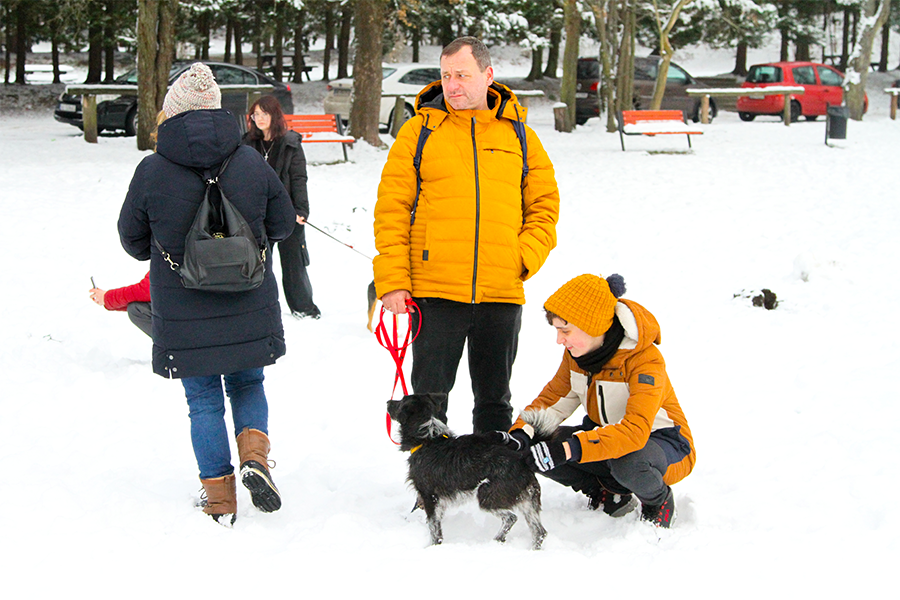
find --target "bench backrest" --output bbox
[284,114,339,134]
[621,109,686,125]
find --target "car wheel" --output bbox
[388,104,415,138]
[804,115,818,121]
[576,116,589,125]
[692,100,716,124]
[789,100,801,123]
[125,107,138,136]
[739,112,756,122]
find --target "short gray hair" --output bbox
[441,37,492,72]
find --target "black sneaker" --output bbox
[640,486,675,528]
[588,489,638,517]
[240,460,282,513]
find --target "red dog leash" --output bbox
[375,299,421,444]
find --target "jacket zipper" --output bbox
[592,373,609,426]
[470,116,480,304]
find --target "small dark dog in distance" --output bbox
[387,393,547,549]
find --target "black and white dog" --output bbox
[387,394,547,549]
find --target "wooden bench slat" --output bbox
[283,113,352,161]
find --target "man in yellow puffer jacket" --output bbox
[374,37,560,433]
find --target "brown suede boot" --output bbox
[200,473,237,527]
[236,427,282,513]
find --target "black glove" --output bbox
[527,441,568,472]
[486,430,529,452]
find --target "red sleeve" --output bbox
[103,272,151,311]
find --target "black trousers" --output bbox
[278,225,317,314]
[540,424,671,506]
[127,301,152,338]
[410,298,522,433]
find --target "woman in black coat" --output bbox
[117,64,296,527]
[243,95,321,319]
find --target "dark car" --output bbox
[576,56,717,125]
[54,61,294,136]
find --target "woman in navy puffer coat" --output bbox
[117,63,295,526]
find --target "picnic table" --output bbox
[686,86,806,126]
[260,54,313,82]
[65,83,273,143]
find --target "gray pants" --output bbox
[126,302,152,338]
[540,426,671,506]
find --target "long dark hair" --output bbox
[246,95,287,141]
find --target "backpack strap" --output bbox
[409,121,433,227]
[409,113,529,227]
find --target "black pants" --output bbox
[127,301,152,338]
[540,424,670,506]
[410,298,522,433]
[278,225,317,314]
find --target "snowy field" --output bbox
[2,54,899,597]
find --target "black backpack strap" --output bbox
[410,121,433,226]
[511,107,529,191]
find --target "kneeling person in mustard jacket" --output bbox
[507,273,695,528]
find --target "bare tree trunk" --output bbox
[235,20,243,65]
[224,18,233,63]
[846,0,891,120]
[733,40,748,76]
[52,36,61,83]
[14,0,27,84]
[616,0,635,114]
[650,0,692,111]
[544,20,561,78]
[349,0,385,146]
[4,3,12,84]
[156,0,175,109]
[137,0,160,150]
[840,7,850,70]
[559,0,580,131]
[292,9,306,84]
[273,3,284,81]
[878,19,889,72]
[338,5,352,78]
[103,1,115,83]
[527,47,544,81]
[323,5,334,81]
[412,24,420,62]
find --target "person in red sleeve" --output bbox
[89,271,151,337]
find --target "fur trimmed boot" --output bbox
[236,427,282,513]
[199,473,237,527]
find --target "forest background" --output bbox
[1,1,897,138]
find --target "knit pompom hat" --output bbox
[544,273,626,337]
[162,63,221,118]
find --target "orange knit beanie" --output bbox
[544,273,625,337]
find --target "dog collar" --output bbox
[408,434,449,454]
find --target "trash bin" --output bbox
[826,105,849,141]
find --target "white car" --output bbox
[323,63,441,133]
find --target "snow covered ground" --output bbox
[2,52,899,596]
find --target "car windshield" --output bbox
[747,66,783,84]
[577,60,599,80]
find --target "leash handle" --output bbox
[376,299,421,445]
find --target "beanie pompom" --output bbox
[607,274,626,298]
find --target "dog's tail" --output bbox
[367,280,377,332]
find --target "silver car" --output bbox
[323,63,441,132]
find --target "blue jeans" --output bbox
[182,368,269,479]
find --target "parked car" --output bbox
[736,61,866,122]
[576,56,717,125]
[54,61,294,136]
[323,63,442,133]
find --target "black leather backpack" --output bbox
[155,151,267,293]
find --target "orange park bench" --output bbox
[284,114,355,161]
[617,110,703,151]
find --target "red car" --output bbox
[736,61,867,122]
